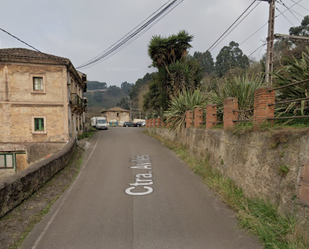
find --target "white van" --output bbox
[91,117,108,130]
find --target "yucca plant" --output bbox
[164,89,206,132]
[273,47,309,119]
[206,74,264,119]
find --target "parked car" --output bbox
[132,121,145,127]
[123,121,132,127]
[136,121,145,127]
[139,121,146,127]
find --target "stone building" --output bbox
[101,107,130,125]
[0,48,87,172]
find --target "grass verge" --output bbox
[144,130,309,249]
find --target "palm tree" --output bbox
[148,35,168,70]
[175,30,193,61]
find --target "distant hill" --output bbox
[85,81,132,113]
[87,81,107,90]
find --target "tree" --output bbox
[289,15,309,37]
[215,41,249,77]
[129,73,153,101]
[121,81,133,95]
[143,78,164,116]
[145,30,203,114]
[116,97,130,110]
[272,15,309,68]
[87,81,107,90]
[192,51,214,75]
[107,85,122,97]
[93,91,103,103]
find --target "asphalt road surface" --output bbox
[21,127,262,249]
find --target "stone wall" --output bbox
[0,138,75,218]
[148,127,309,226]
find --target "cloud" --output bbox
[1,0,308,85]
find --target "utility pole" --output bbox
[259,0,276,86]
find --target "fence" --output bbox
[146,79,309,130]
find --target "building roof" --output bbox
[101,107,130,113]
[0,48,87,87]
[0,48,69,63]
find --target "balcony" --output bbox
[70,93,85,114]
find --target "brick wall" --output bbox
[194,108,203,128]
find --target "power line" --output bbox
[82,0,183,69]
[77,0,178,68]
[0,27,42,53]
[278,0,301,23]
[77,0,183,69]
[248,43,267,58]
[240,24,267,45]
[239,0,302,55]
[206,0,258,52]
[209,1,261,52]
[276,6,295,26]
[0,27,67,63]
[78,0,182,68]
[288,0,309,12]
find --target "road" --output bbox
[21,127,262,249]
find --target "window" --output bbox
[0,153,14,169]
[33,77,43,91]
[34,118,44,131]
[32,116,46,134]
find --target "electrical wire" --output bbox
[209,1,261,52]
[281,1,305,18]
[77,0,178,68]
[77,0,183,69]
[240,24,267,45]
[0,27,42,53]
[248,43,267,58]
[239,0,303,56]
[278,0,301,23]
[288,0,309,12]
[206,0,258,52]
[194,0,260,63]
[0,27,67,63]
[276,6,295,26]
[78,0,182,68]
[78,0,183,69]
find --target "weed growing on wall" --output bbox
[144,130,309,249]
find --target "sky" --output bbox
[1,0,308,87]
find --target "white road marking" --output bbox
[31,133,101,249]
[125,155,154,196]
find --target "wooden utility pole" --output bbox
[259,0,276,86]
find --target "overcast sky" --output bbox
[1,0,308,86]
